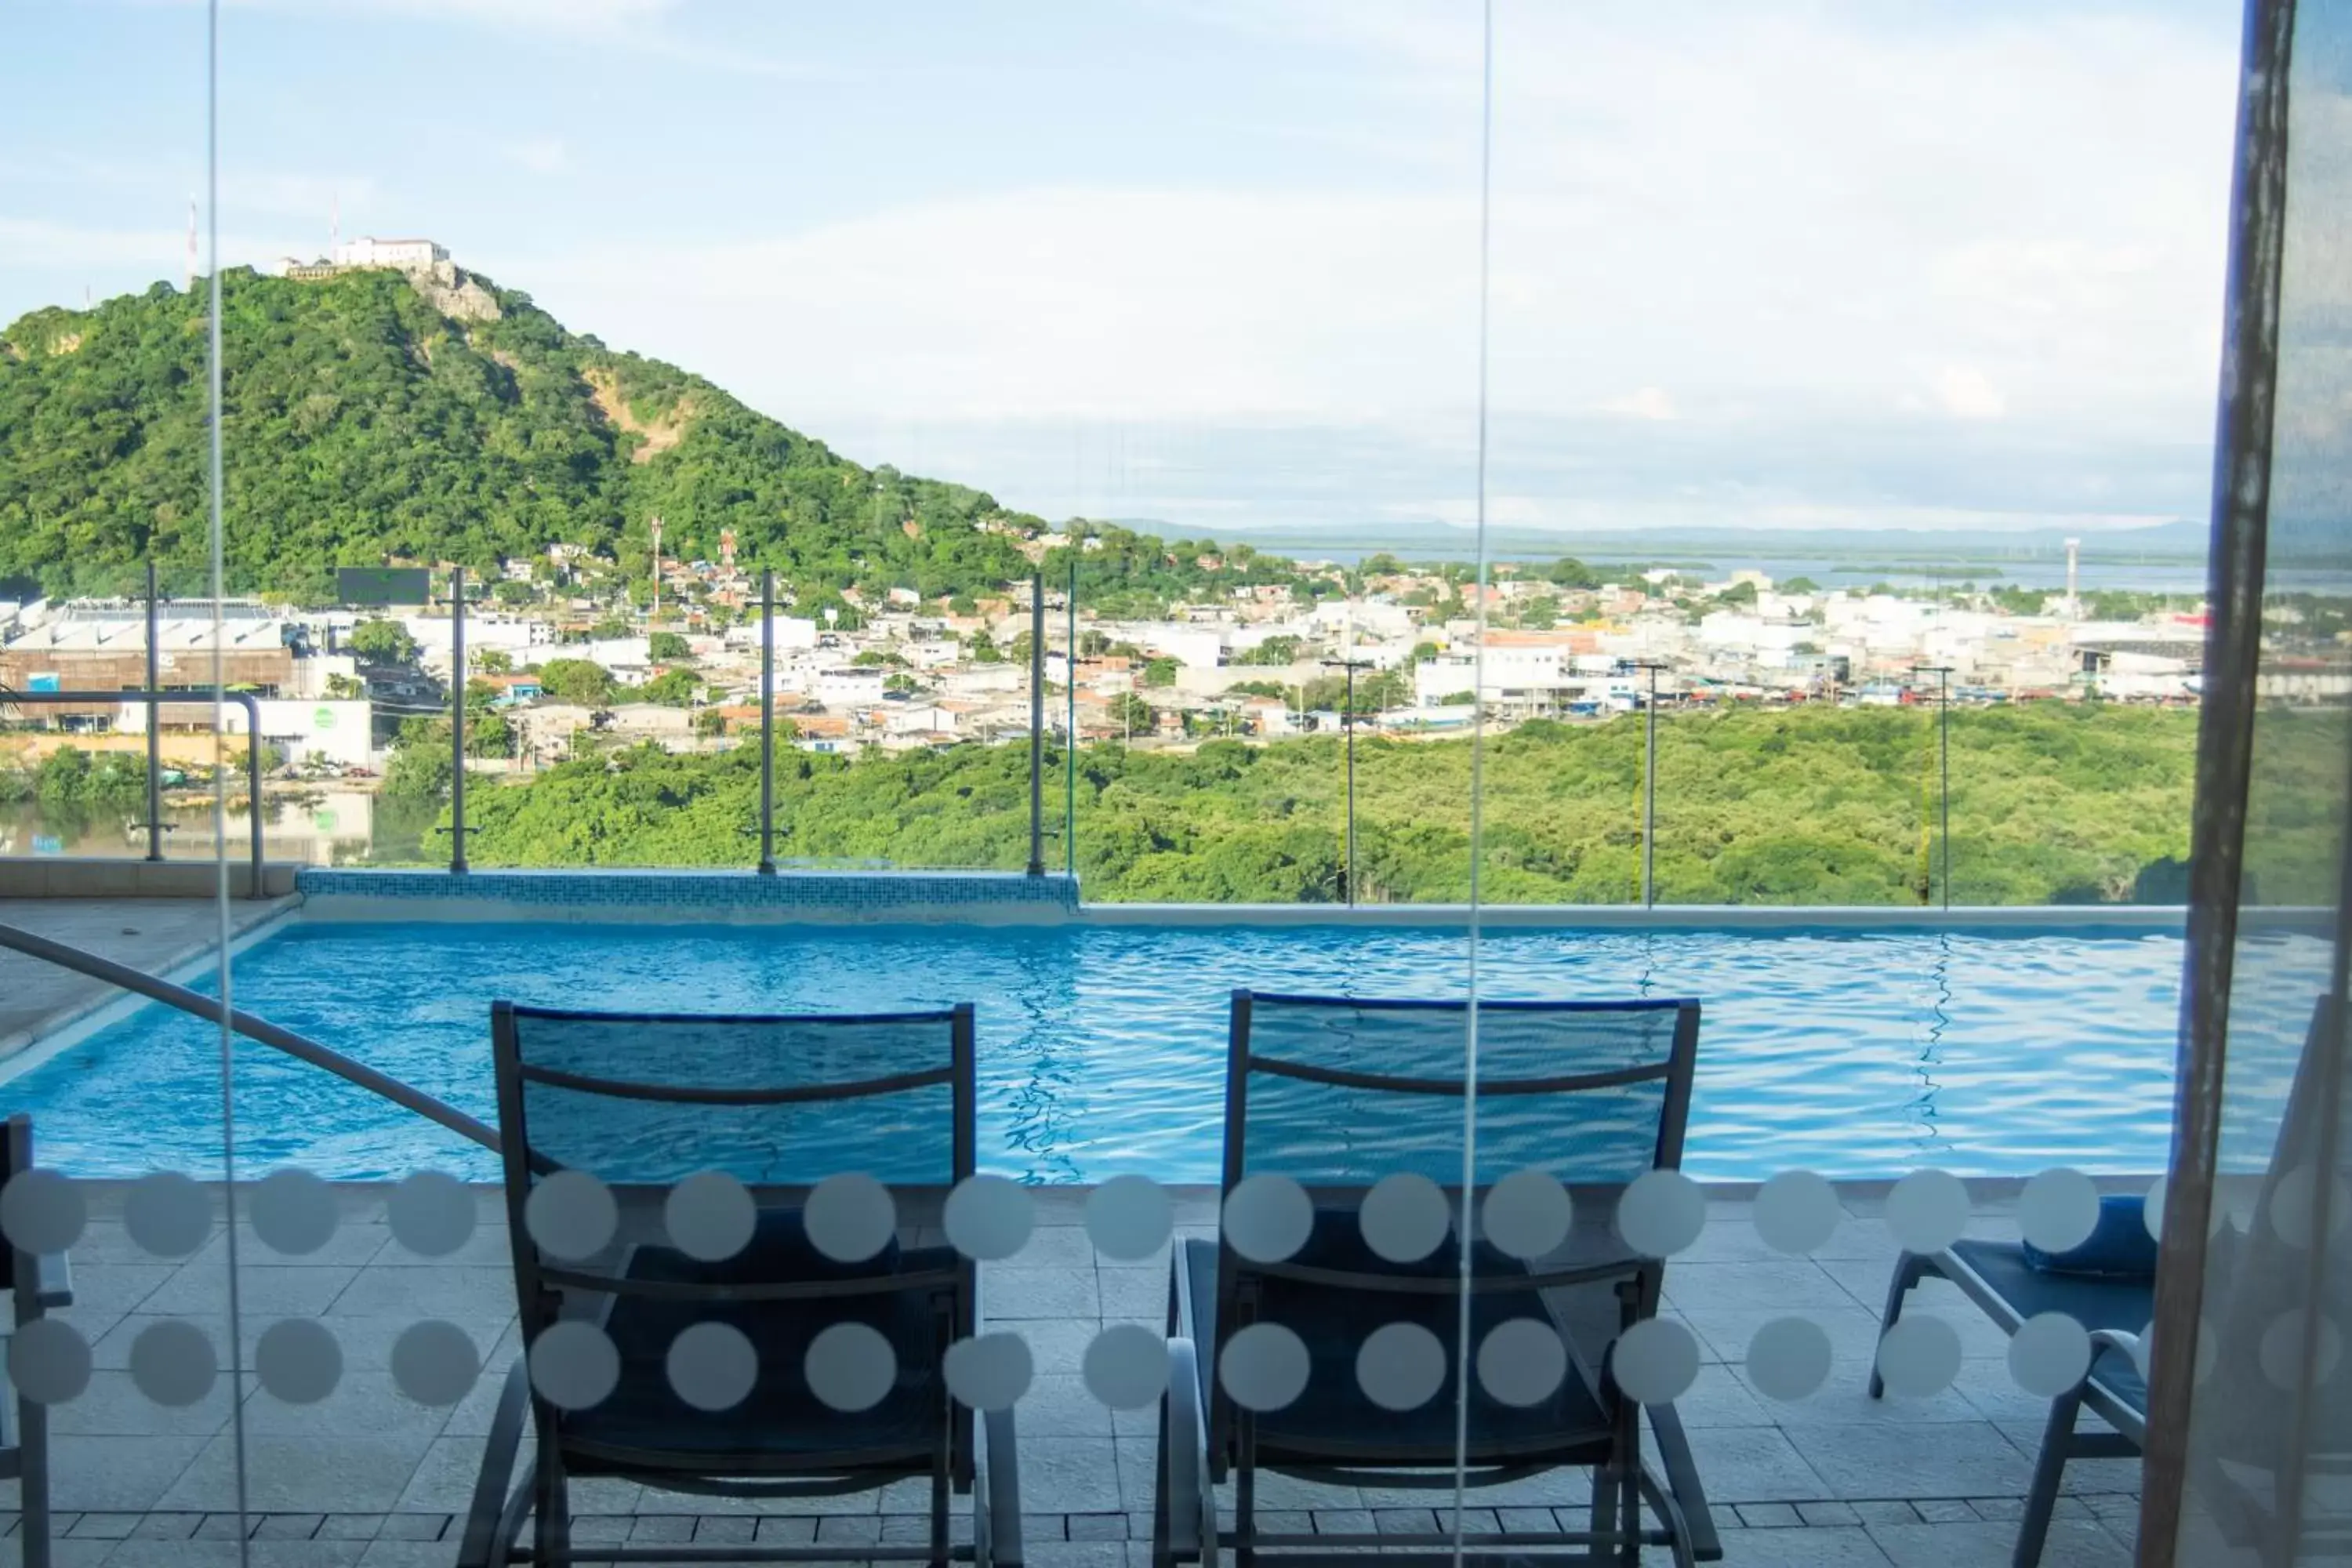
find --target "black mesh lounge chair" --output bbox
[459,1004,1022,1568]
[0,1116,71,1568]
[1155,990,1717,1567]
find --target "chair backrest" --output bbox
[0,1115,26,1298]
[489,1001,978,1448]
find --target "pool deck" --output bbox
[0,896,299,1060]
[10,1183,2145,1568]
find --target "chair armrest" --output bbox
[1165,1335,1207,1560]
[980,1405,1022,1567]
[455,1357,533,1568]
[28,1250,70,1313]
[2088,1327,2145,1378]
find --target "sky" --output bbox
[0,0,2249,540]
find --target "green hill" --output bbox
[0,268,1044,602]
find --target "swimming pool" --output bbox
[2,919,2244,1183]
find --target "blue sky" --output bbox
[2,0,2247,539]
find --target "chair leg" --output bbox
[532,1448,570,1568]
[1636,1462,1700,1568]
[20,1396,48,1568]
[2014,1385,2082,1568]
[1869,1252,1933,1399]
[1588,1461,1618,1554]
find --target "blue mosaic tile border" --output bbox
[296,867,1080,916]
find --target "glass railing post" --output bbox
[1065,557,1077,879]
[1028,570,1045,877]
[1644,664,1658,909]
[449,565,467,874]
[245,695,264,896]
[758,568,778,874]
[143,561,164,862]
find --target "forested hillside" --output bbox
[0,269,1044,601]
[441,704,2210,905]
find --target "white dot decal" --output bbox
[254,1319,343,1405]
[529,1323,619,1410]
[1082,1324,1170,1410]
[1476,1318,1566,1408]
[945,1332,1034,1412]
[2143,1175,2168,1243]
[1617,1171,1704,1258]
[387,1171,475,1258]
[392,1320,481,1407]
[1219,1323,1308,1412]
[1884,1169,1969,1254]
[0,1169,85,1256]
[1753,1170,1840,1255]
[129,1319,218,1407]
[1875,1315,1962,1398]
[1745,1316,1833,1402]
[2008,1312,2092,1399]
[525,1171,618,1261]
[1359,1172,1450,1264]
[667,1322,758,1412]
[2268,1165,2352,1249]
[124,1171,211,1258]
[944,1174,1034,1261]
[1223,1174,1312,1265]
[1483,1170,1573,1261]
[664,1171,756,1263]
[1086,1174,1172,1262]
[804,1174,897,1264]
[249,1168,337,1257]
[2019,1168,2100,1254]
[1613,1319,1700,1405]
[2259,1309,2343,1392]
[1356,1322,1446,1411]
[8,1319,90,1405]
[807,1322,897,1412]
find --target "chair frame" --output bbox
[1156,989,1718,1567]
[461,1001,1021,1568]
[0,1115,71,1568]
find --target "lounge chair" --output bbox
[1871,1210,2151,1568]
[459,1003,1022,1567]
[0,1115,72,1568]
[1155,989,1717,1567]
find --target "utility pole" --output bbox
[1621,659,1669,908]
[1913,665,1954,908]
[1322,655,1375,906]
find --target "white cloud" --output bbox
[1601,387,1676,421]
[1933,366,2007,420]
[501,137,570,175]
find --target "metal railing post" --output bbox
[1913,663,1954,909]
[1027,571,1045,877]
[1065,557,1077,879]
[143,564,164,862]
[759,569,777,875]
[449,566,468,874]
[246,703,264,896]
[1321,655,1374,906]
[1643,664,1658,909]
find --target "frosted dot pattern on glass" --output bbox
[8,1319,90,1406]
[1223,1174,1312,1265]
[1359,1171,1450,1264]
[1219,1323,1309,1412]
[1,1168,85,1256]
[1613,1318,1700,1405]
[1884,1169,1969,1254]
[1875,1314,1962,1398]
[2143,1175,2169,1243]
[393,1320,482,1407]
[1476,1319,1566,1408]
[129,1319,218,1407]
[943,1174,1033,1261]
[387,1170,476,1258]
[664,1171,756,1263]
[2268,1164,2352,1248]
[1483,1170,1573,1261]
[249,1167,338,1256]
[2259,1309,2343,1392]
[1617,1170,1704,1258]
[1746,1316,1832,1402]
[530,1322,620,1410]
[804,1173,897,1264]
[124,1170,211,1258]
[1082,1324,1170,1410]
[667,1321,758,1412]
[807,1322,897,1412]
[254,1317,343,1405]
[1355,1322,1446,1412]
[1752,1170,1838,1255]
[1086,1174,1172,1261]
[944,1332,1033,1412]
[2007,1312,2092,1399]
[2018,1168,2100,1254]
[525,1171,617,1261]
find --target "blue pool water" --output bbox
[0,919,2247,1183]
